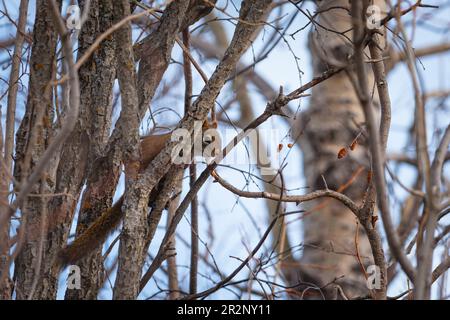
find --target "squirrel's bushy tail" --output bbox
[58,196,125,267]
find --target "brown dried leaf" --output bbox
[337,148,347,159]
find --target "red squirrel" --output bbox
[59,120,218,266]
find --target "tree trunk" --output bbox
[294,0,383,299]
[13,0,61,300]
[64,0,117,300]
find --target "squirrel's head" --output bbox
[139,119,220,169]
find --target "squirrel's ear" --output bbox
[139,133,171,169]
[202,119,218,130]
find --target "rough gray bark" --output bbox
[64,0,117,300]
[109,0,143,299]
[12,0,60,300]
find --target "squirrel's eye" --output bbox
[203,134,213,144]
